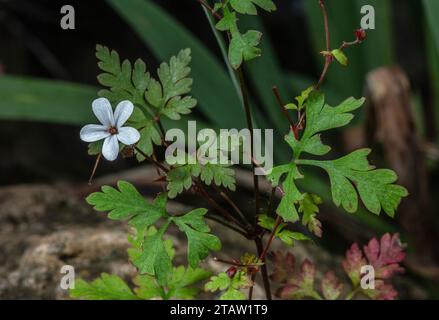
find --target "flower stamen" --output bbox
[108,126,118,135]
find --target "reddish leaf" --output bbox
[321,271,343,300]
[342,233,406,300]
[299,193,323,238]
[363,280,398,300]
[297,259,315,289]
[276,259,319,300]
[363,233,405,279]
[277,284,299,299]
[309,217,323,238]
[269,251,295,283]
[342,243,367,286]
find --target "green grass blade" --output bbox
[201,6,243,104]
[0,76,96,125]
[0,75,204,131]
[424,0,439,54]
[424,0,439,141]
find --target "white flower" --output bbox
[80,98,140,161]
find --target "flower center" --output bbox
[108,126,118,135]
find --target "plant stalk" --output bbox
[315,0,331,90]
[255,238,272,300]
[236,67,260,222]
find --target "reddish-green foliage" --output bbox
[271,233,405,300]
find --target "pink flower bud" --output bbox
[355,29,367,42]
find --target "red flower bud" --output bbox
[226,266,237,278]
[355,28,367,42]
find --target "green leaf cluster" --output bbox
[213,1,276,69]
[205,271,252,300]
[166,162,236,198]
[86,181,221,285]
[70,233,211,300]
[298,149,408,217]
[92,46,197,160]
[70,274,139,300]
[267,163,303,222]
[285,86,314,111]
[134,266,211,300]
[269,91,408,225]
[299,193,323,237]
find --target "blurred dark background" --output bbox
[0,0,436,183]
[1,0,439,299]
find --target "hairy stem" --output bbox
[152,151,166,192]
[248,275,256,300]
[249,157,288,300]
[237,67,260,222]
[196,181,250,233]
[255,238,272,300]
[197,0,222,19]
[212,184,252,229]
[272,86,294,127]
[205,214,248,238]
[266,187,277,214]
[315,0,363,89]
[259,216,282,261]
[345,287,361,300]
[134,146,169,173]
[88,153,102,185]
[136,145,250,236]
[157,119,167,143]
[213,257,259,268]
[315,0,331,90]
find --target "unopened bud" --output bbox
[355,28,367,42]
[226,266,237,278]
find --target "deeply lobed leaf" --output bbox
[229,0,276,15]
[70,273,138,300]
[173,208,222,267]
[321,271,344,300]
[94,46,197,158]
[267,163,303,222]
[342,233,405,300]
[134,266,210,300]
[205,271,251,300]
[214,5,263,69]
[288,92,365,159]
[167,163,236,199]
[298,149,409,217]
[272,255,322,300]
[86,181,167,228]
[299,193,323,238]
[96,45,150,109]
[133,222,173,285]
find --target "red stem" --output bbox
[197,0,222,19]
[315,0,331,90]
[272,86,294,127]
